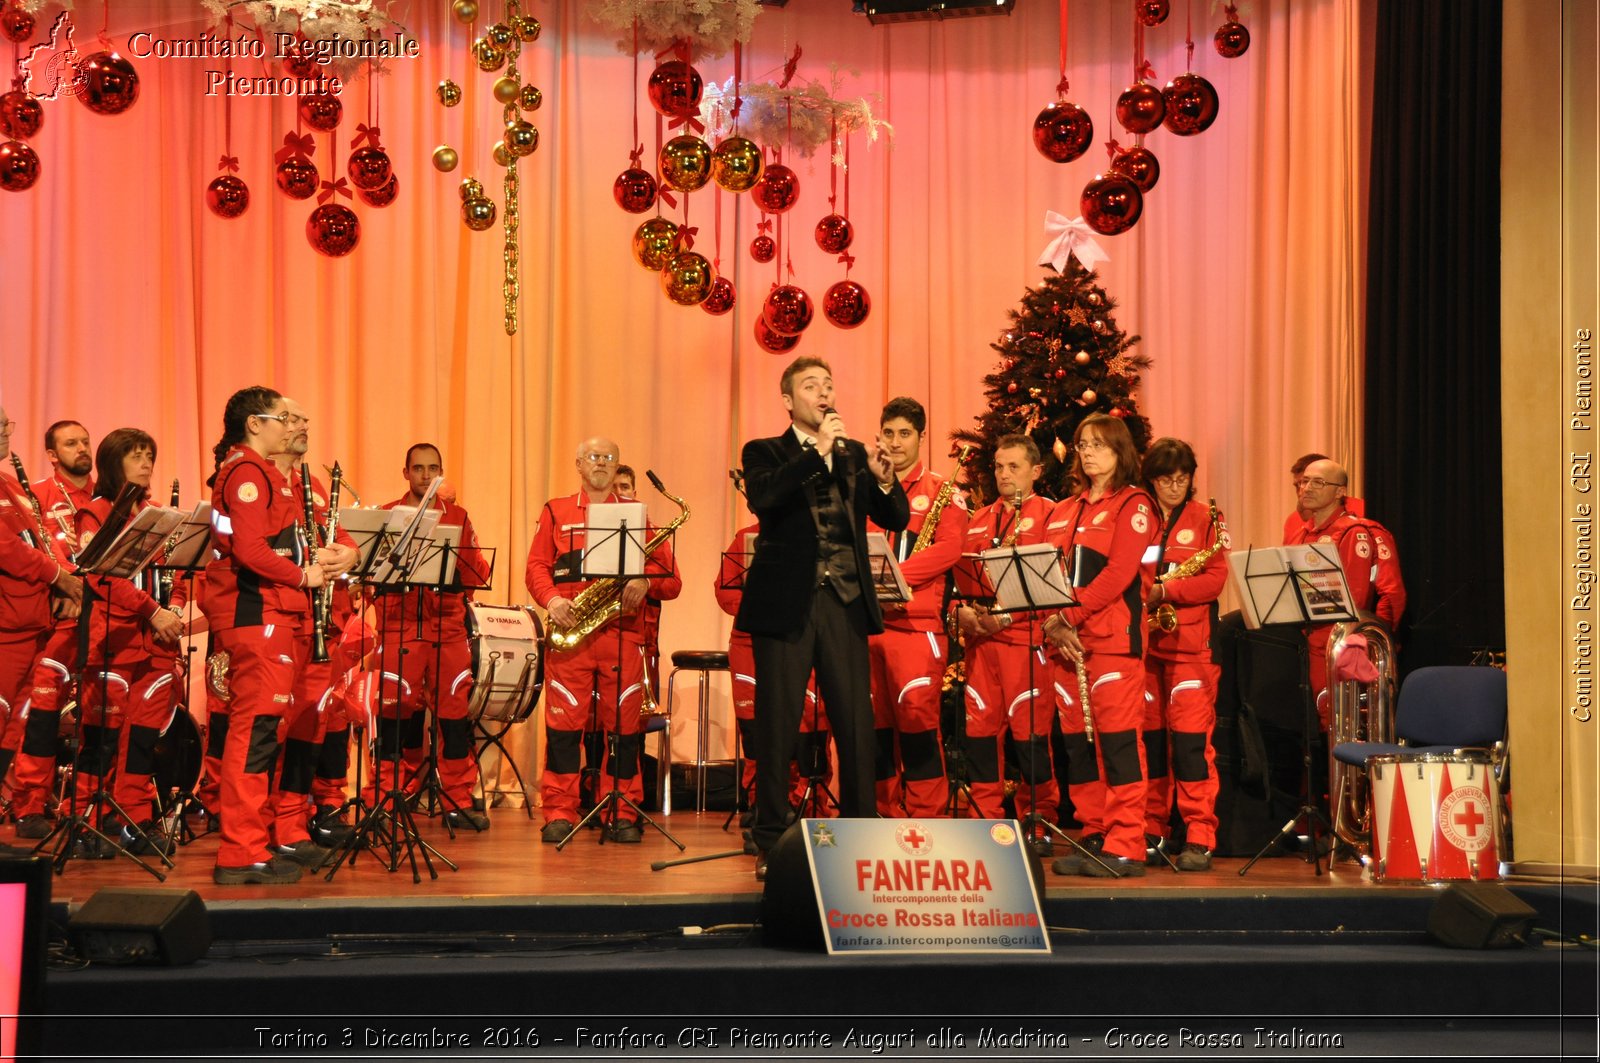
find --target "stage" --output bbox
[24,811,1600,1060]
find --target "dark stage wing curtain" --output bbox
[1364,0,1504,673]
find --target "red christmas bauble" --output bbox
[1115,82,1165,135]
[613,167,657,214]
[754,316,801,354]
[307,203,361,256]
[646,61,703,119]
[1006,382,1019,394]
[77,52,140,116]
[762,285,814,336]
[275,157,319,200]
[1080,172,1143,236]
[283,51,318,79]
[359,173,399,208]
[347,146,392,191]
[0,139,40,192]
[298,93,343,133]
[1110,145,1160,193]
[1215,21,1251,58]
[701,276,736,316]
[205,174,250,218]
[1032,100,1094,164]
[0,91,44,140]
[823,280,871,330]
[751,165,799,214]
[749,234,776,264]
[814,214,854,255]
[1135,0,1170,27]
[1162,74,1219,136]
[0,7,35,43]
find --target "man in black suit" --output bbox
[736,356,910,875]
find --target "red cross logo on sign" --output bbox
[895,823,933,855]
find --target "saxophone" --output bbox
[1148,499,1224,634]
[547,472,689,651]
[908,446,972,556]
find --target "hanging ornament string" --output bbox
[219,15,237,173]
[629,19,644,169]
[1056,0,1069,96]
[731,41,743,129]
[712,181,722,272]
[98,0,110,49]
[1185,0,1195,70]
[318,127,349,202]
[502,0,523,336]
[827,112,837,214]
[781,96,793,284]
[839,130,853,275]
[655,102,675,209]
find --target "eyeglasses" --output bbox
[1298,477,1345,491]
[1153,473,1191,489]
[1074,440,1110,454]
[0,419,14,433]
[583,452,618,465]
[252,412,291,425]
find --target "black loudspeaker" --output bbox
[68,888,211,966]
[1427,882,1537,949]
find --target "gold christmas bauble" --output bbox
[660,251,715,306]
[519,85,543,112]
[436,79,462,107]
[493,141,512,167]
[462,196,497,231]
[432,145,459,172]
[492,77,519,104]
[511,15,541,42]
[486,22,515,49]
[632,217,680,271]
[451,0,478,24]
[473,39,505,72]
[460,176,484,201]
[711,136,764,192]
[658,135,712,193]
[504,120,539,157]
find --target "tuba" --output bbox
[547,471,689,651]
[1327,618,1397,855]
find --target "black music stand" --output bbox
[148,503,212,843]
[34,495,178,879]
[325,490,459,882]
[1232,543,1359,878]
[556,501,684,852]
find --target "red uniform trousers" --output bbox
[70,658,180,819]
[541,628,647,826]
[270,638,333,847]
[728,637,833,812]
[213,624,302,867]
[8,621,79,818]
[366,630,476,808]
[1055,653,1148,863]
[869,627,949,818]
[0,628,50,760]
[1141,658,1220,850]
[197,675,228,815]
[963,637,1057,828]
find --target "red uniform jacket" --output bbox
[33,473,93,562]
[78,497,185,666]
[204,446,308,631]
[0,474,58,637]
[1141,498,1230,661]
[525,491,683,640]
[373,494,488,639]
[1361,519,1406,628]
[957,493,1056,648]
[870,463,969,634]
[1049,485,1159,657]
[1285,507,1377,616]
[291,470,359,634]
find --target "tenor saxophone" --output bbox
[1148,499,1224,633]
[546,472,689,651]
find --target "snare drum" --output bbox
[465,603,545,724]
[1367,752,1501,883]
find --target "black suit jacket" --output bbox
[734,428,911,639]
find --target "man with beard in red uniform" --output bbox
[1138,438,1229,872]
[34,421,94,558]
[0,407,84,811]
[1043,413,1159,879]
[205,386,329,885]
[953,435,1058,852]
[868,398,967,819]
[527,437,682,844]
[369,443,491,832]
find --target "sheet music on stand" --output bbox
[337,508,393,581]
[866,531,913,605]
[157,502,213,574]
[975,542,1075,615]
[90,506,186,581]
[71,482,143,572]
[1227,543,1359,629]
[582,502,650,579]
[368,506,441,586]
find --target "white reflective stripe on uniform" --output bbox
[965,685,988,713]
[620,682,643,704]
[92,671,131,691]
[140,673,175,701]
[1054,681,1074,707]
[733,672,757,686]
[1170,679,1204,699]
[449,670,473,696]
[1090,670,1125,693]
[924,631,943,660]
[210,511,234,535]
[897,675,932,704]
[264,624,274,639]
[547,679,579,707]
[40,657,71,680]
[379,672,413,697]
[1006,689,1044,718]
[157,704,180,732]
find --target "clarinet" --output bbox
[157,478,180,607]
[9,454,70,616]
[300,463,329,664]
[317,463,342,640]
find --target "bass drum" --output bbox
[152,706,203,797]
[466,603,545,725]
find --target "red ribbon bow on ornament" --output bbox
[1136,60,1156,83]
[318,176,352,204]
[676,226,698,252]
[217,154,240,173]
[756,218,773,234]
[276,131,316,164]
[1104,138,1123,164]
[668,113,706,135]
[1038,211,1110,272]
[837,252,856,270]
[628,142,645,167]
[779,45,802,89]
[352,122,383,149]
[658,189,678,209]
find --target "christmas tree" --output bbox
[953,260,1153,503]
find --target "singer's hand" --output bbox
[547,596,576,628]
[816,409,847,455]
[867,434,895,484]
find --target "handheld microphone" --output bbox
[819,406,850,455]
